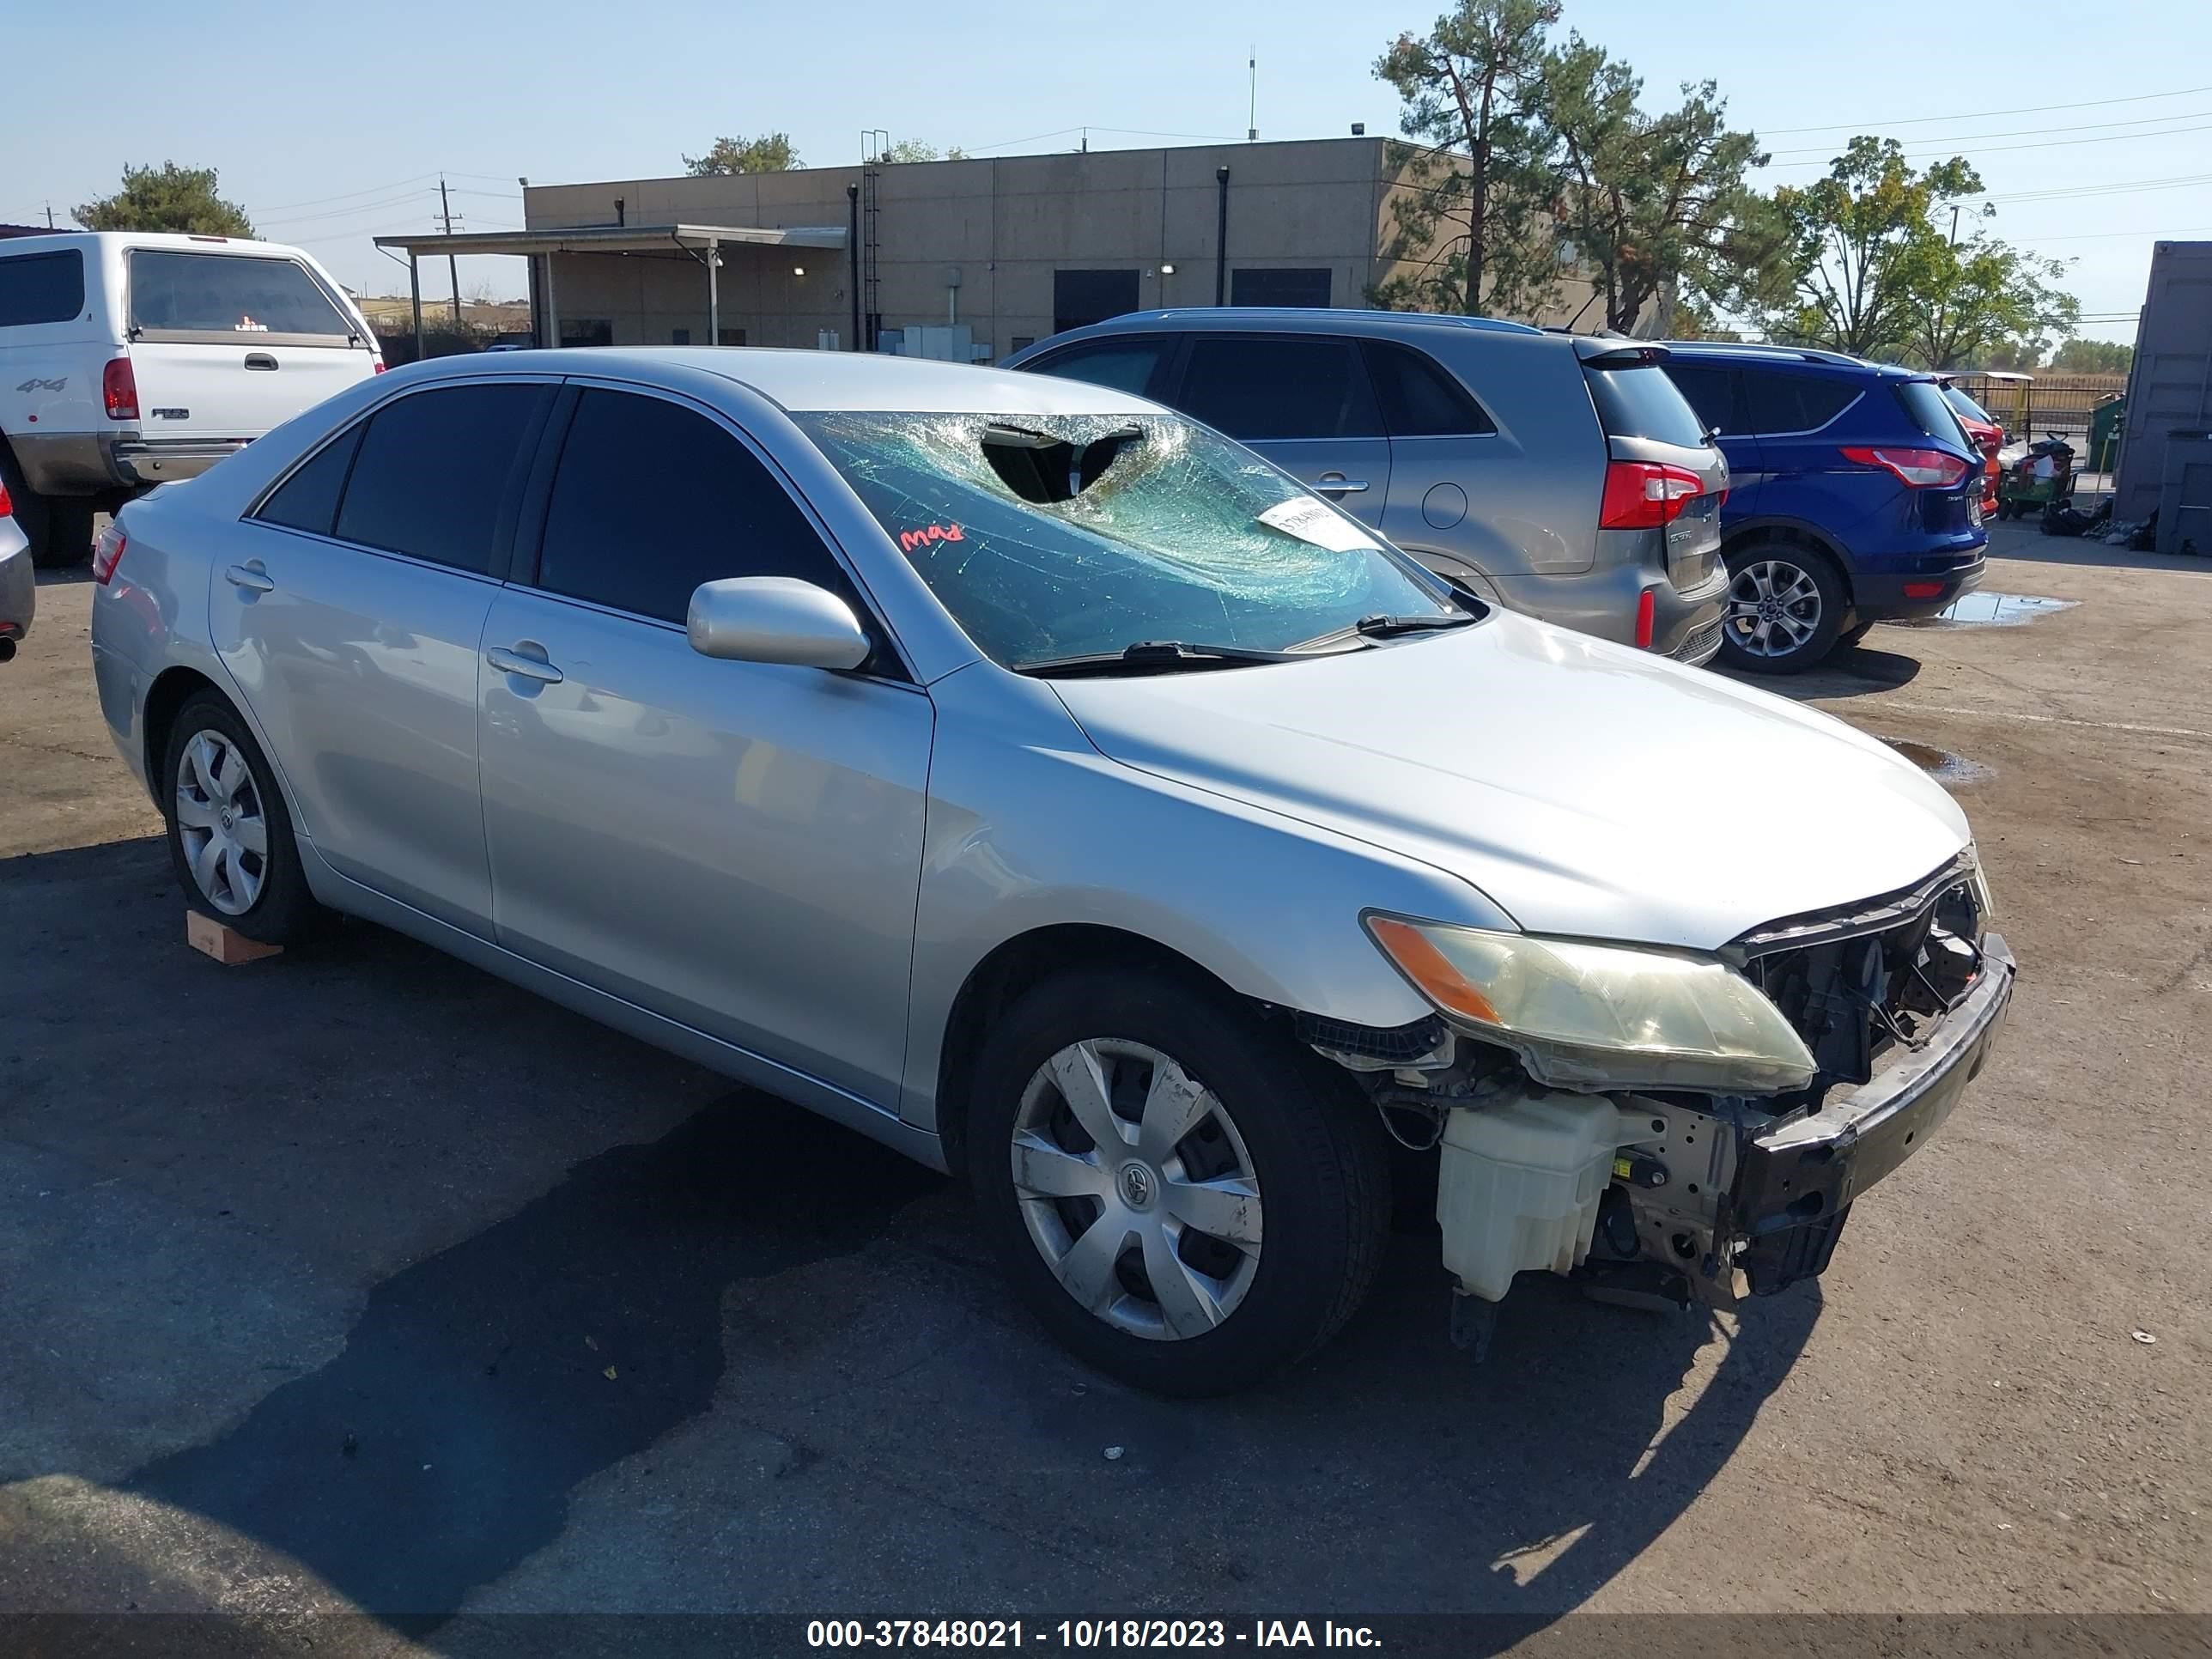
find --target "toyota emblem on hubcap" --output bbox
[1118,1164,1156,1208]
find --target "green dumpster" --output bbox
[2089,396,2126,474]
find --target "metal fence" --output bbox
[1951,372,2129,469]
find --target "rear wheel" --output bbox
[39,498,95,570]
[969,969,1389,1395]
[1717,542,1848,674]
[1838,619,1875,649]
[162,690,321,945]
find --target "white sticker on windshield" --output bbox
[1256,496,1376,553]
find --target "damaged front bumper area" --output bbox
[1605,930,2014,1309]
[1317,908,2014,1330]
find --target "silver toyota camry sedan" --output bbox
[89,349,2013,1395]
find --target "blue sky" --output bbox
[12,0,2210,343]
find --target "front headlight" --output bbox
[1966,842,1996,922]
[1364,915,1817,1094]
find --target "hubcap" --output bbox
[174,731,268,916]
[1010,1037,1263,1342]
[1724,559,1822,658]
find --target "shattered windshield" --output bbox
[793,411,1466,670]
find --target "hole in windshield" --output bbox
[794,410,1472,672]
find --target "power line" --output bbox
[1762,107,2212,159]
[1763,119,2212,169]
[1760,82,2212,135]
[1986,170,2212,203]
[259,191,438,229]
[2010,224,2212,242]
[258,174,441,213]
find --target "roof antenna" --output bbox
[1248,47,1258,142]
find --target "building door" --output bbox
[1053,269,1140,336]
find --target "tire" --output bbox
[1838,619,1875,649]
[162,690,321,945]
[968,969,1390,1396]
[38,498,95,570]
[1716,541,1849,675]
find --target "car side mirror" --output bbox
[686,576,872,671]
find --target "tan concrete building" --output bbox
[380,137,1638,358]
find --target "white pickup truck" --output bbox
[0,231,382,568]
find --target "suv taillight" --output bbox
[92,523,128,586]
[1600,460,1705,529]
[1840,445,1970,489]
[0,480,12,519]
[103,357,139,421]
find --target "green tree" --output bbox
[74,161,253,237]
[2050,337,2132,374]
[682,133,801,176]
[1904,234,2077,369]
[869,139,969,164]
[1372,0,1563,317]
[1761,137,1982,357]
[1544,35,1770,333]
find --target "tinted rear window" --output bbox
[256,425,363,537]
[1584,363,1709,448]
[0,250,85,327]
[1364,340,1496,437]
[1895,380,1972,448]
[128,250,354,338]
[335,384,546,574]
[1942,385,1995,427]
[1740,368,1861,434]
[1664,362,1739,434]
[1176,336,1384,441]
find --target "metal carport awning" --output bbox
[371,222,849,354]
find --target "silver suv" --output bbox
[1006,310,1729,665]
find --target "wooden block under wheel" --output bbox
[186,909,283,965]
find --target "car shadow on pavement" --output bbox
[125,1098,946,1639]
[1714,641,1920,703]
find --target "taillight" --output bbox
[0,479,12,519]
[373,360,388,374]
[92,523,127,585]
[1840,445,1969,489]
[103,357,139,421]
[1634,588,1656,649]
[1600,460,1705,529]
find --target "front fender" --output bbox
[900,665,1509,1132]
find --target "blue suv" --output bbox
[1662,344,1988,672]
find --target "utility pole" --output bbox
[44,203,55,228]
[1248,47,1258,142]
[439,174,461,328]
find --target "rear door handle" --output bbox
[224,562,275,593]
[486,643,564,685]
[1315,475,1369,495]
[244,352,278,371]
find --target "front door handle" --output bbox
[486,643,564,685]
[1315,474,1369,495]
[244,352,279,371]
[224,561,275,593]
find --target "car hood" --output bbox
[1047,612,1972,951]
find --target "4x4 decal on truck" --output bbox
[15,377,69,392]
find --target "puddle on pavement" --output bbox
[1881,738,1993,787]
[1896,591,2077,628]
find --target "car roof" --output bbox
[0,229,318,259]
[409,346,1164,416]
[1056,307,1546,340]
[1662,340,1929,380]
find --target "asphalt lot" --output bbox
[1,522,2206,1651]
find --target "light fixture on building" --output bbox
[793,264,806,277]
[1159,263,1176,276]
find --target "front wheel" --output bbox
[162,690,321,945]
[969,970,1389,1395]
[1717,543,1848,674]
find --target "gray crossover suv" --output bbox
[1006,309,1729,665]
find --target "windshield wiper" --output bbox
[1289,610,1480,650]
[1014,640,1311,678]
